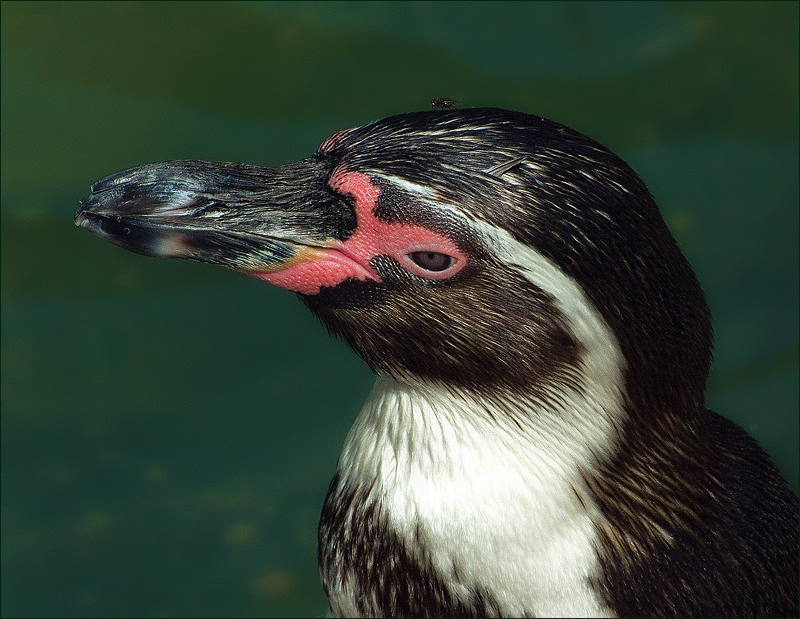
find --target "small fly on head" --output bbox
[431,98,458,109]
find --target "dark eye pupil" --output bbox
[410,251,452,272]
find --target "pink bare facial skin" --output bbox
[248,168,467,295]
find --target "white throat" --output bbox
[335,373,619,617]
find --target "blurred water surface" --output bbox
[2,2,798,617]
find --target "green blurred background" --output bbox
[2,1,797,617]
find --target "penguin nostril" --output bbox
[409,251,453,272]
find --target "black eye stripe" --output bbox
[409,251,453,272]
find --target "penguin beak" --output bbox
[74,159,359,287]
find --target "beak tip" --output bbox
[74,201,90,227]
[73,208,106,240]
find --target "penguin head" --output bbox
[75,108,712,416]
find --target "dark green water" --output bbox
[2,2,797,617]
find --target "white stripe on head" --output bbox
[366,174,628,441]
[470,217,627,446]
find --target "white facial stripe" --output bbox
[365,177,627,433]
[470,217,627,447]
[376,174,441,201]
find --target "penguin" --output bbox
[75,107,799,618]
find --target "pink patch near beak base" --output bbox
[245,167,467,295]
[247,245,379,295]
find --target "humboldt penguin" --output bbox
[75,107,799,617]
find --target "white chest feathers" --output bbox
[334,376,622,618]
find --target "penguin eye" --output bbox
[391,245,466,281]
[409,251,453,272]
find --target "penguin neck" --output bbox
[327,373,620,616]
[337,373,621,513]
